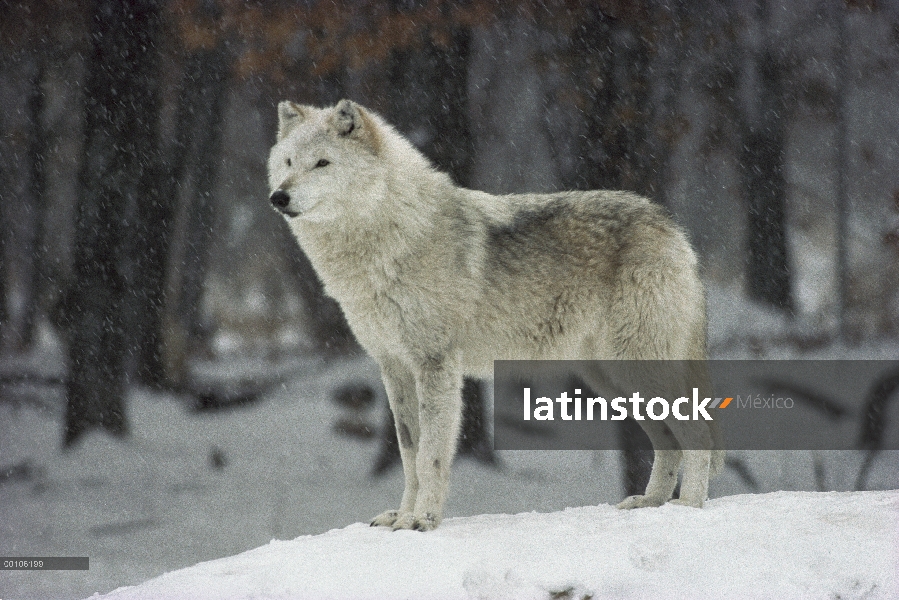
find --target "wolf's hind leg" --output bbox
[665,419,713,507]
[371,358,420,528]
[617,421,681,509]
[668,450,710,507]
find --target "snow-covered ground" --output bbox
[94,489,899,600]
[2,344,898,599]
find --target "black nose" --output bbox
[270,190,290,209]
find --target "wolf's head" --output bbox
[267,99,385,222]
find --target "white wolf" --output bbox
[268,99,724,531]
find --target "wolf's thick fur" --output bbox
[268,100,724,531]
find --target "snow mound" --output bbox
[93,490,898,600]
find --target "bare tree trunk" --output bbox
[578,10,654,196]
[834,1,850,339]
[18,54,48,350]
[138,32,234,389]
[645,1,687,208]
[133,65,183,388]
[175,45,231,361]
[467,16,557,194]
[417,28,474,186]
[740,0,792,311]
[64,0,162,447]
[0,51,48,352]
[0,55,11,348]
[0,157,7,347]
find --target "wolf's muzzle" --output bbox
[270,190,291,210]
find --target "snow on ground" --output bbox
[94,489,899,600]
[2,347,898,599]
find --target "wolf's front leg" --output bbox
[370,359,420,528]
[391,357,463,531]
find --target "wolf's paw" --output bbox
[370,510,401,527]
[616,495,667,509]
[392,512,440,531]
[668,498,704,508]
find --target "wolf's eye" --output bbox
[286,158,292,167]
[315,159,330,168]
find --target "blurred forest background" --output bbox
[1,0,899,470]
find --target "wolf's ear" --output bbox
[277,101,308,141]
[329,99,380,153]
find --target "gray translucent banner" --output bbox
[493,360,899,450]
